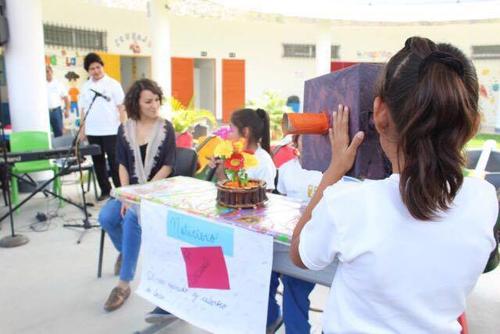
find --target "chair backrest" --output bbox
[173,147,198,177]
[465,147,500,173]
[10,131,51,152]
[485,173,500,189]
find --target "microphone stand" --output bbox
[0,120,29,247]
[63,91,101,244]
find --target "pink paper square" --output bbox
[181,246,230,290]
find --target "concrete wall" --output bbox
[39,0,500,126]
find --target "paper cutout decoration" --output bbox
[181,246,230,290]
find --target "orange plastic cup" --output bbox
[282,113,330,135]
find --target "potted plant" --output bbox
[170,97,217,148]
[246,91,293,140]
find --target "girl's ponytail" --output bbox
[379,37,480,220]
[231,108,272,154]
[255,108,271,154]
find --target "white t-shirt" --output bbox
[277,158,323,201]
[299,174,498,334]
[80,75,124,136]
[47,79,67,109]
[246,146,276,190]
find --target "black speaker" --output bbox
[0,0,8,46]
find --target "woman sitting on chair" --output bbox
[98,78,176,312]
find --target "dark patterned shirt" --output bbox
[116,119,176,184]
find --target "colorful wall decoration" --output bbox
[475,61,500,128]
[113,32,151,55]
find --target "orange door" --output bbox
[96,52,121,82]
[171,57,194,107]
[222,59,245,123]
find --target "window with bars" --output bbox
[471,45,500,59]
[283,44,316,58]
[282,43,340,59]
[43,24,107,51]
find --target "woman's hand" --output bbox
[120,203,129,218]
[325,105,364,178]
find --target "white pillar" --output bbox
[4,0,49,132]
[149,0,172,119]
[215,58,223,121]
[315,23,332,76]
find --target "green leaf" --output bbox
[169,96,217,134]
[246,90,292,140]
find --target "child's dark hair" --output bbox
[377,36,480,220]
[83,52,104,72]
[124,79,163,120]
[231,108,271,154]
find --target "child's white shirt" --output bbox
[246,146,276,190]
[277,158,323,201]
[299,174,498,334]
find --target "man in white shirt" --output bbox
[79,53,125,201]
[46,65,70,137]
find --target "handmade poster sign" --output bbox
[137,200,274,334]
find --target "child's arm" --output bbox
[290,166,344,268]
[290,105,364,268]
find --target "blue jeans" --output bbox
[70,101,79,116]
[282,275,315,334]
[98,199,141,282]
[268,272,315,333]
[49,107,63,137]
[268,272,281,326]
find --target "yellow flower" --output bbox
[242,152,258,168]
[232,139,246,153]
[213,140,233,158]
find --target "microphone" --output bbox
[90,89,111,102]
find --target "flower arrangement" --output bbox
[212,125,233,140]
[213,138,258,188]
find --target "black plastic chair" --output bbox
[465,149,500,173]
[172,147,198,177]
[97,147,198,278]
[466,148,500,275]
